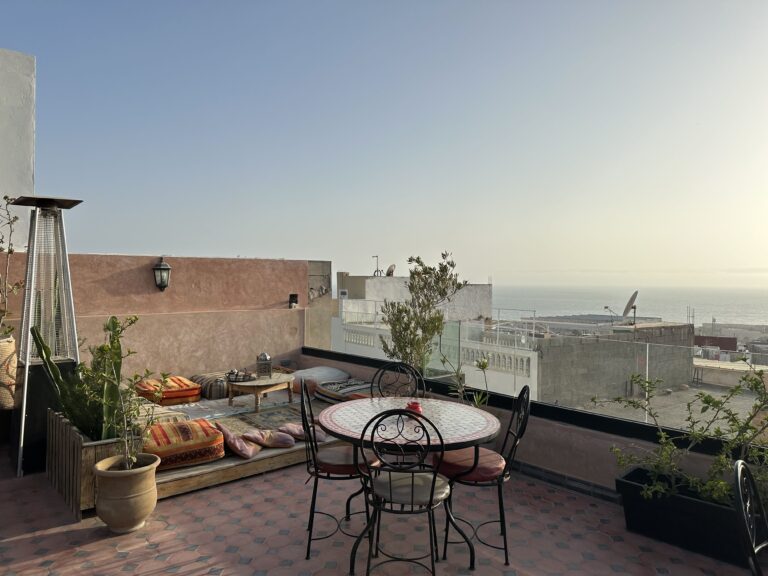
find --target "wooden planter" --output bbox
[616,468,746,567]
[46,409,121,520]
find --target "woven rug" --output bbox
[213,399,330,434]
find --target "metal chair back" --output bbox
[299,381,321,476]
[359,408,444,511]
[499,385,531,478]
[735,459,768,576]
[370,362,426,398]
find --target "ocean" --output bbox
[491,286,768,327]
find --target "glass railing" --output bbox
[329,310,766,433]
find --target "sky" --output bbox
[1,1,766,289]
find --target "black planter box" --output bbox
[616,468,746,567]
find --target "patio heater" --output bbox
[12,196,81,476]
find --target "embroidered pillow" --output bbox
[215,421,262,459]
[243,428,295,449]
[278,422,327,442]
[143,418,224,470]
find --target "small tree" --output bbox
[380,252,466,372]
[0,195,22,336]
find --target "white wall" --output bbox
[361,276,492,321]
[0,49,35,197]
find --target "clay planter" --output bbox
[616,467,745,567]
[94,453,161,533]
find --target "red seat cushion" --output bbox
[437,447,505,483]
[316,444,360,475]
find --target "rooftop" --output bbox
[0,448,744,576]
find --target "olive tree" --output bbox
[380,252,466,372]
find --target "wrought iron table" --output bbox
[318,396,501,572]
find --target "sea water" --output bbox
[492,286,768,326]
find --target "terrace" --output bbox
[0,443,744,575]
[0,252,759,575]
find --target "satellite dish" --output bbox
[622,290,639,318]
[385,264,396,276]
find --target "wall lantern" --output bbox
[289,293,299,309]
[153,257,172,291]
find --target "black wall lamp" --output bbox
[153,257,172,291]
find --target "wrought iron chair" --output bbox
[353,408,463,576]
[734,459,768,575]
[440,385,531,566]
[299,381,366,559]
[370,361,426,398]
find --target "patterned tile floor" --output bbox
[0,449,749,576]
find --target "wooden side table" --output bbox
[227,373,295,411]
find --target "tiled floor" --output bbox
[0,451,748,576]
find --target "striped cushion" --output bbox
[188,372,230,400]
[314,379,371,404]
[136,375,202,406]
[143,418,225,470]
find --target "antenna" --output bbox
[372,255,383,276]
[604,305,618,324]
[622,290,639,318]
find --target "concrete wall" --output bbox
[0,49,35,197]
[538,324,694,408]
[5,253,332,377]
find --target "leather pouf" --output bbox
[94,453,161,533]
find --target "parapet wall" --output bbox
[6,253,330,377]
[537,324,694,407]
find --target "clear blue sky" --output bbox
[2,1,766,288]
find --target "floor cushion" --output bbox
[314,379,371,404]
[291,366,350,394]
[144,418,225,470]
[243,429,295,449]
[188,372,230,400]
[136,375,202,406]
[215,421,262,459]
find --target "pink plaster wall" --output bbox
[5,254,322,376]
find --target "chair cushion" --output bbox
[215,421,262,459]
[136,375,202,406]
[144,418,225,470]
[316,443,361,475]
[314,379,371,404]
[372,471,451,506]
[437,447,506,483]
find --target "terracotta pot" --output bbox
[94,453,161,533]
[0,335,17,410]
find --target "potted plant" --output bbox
[0,195,23,410]
[594,370,768,566]
[380,251,466,374]
[34,315,163,532]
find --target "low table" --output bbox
[227,373,294,411]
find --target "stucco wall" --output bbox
[5,253,331,376]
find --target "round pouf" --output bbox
[94,453,161,533]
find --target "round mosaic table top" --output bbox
[318,397,501,450]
